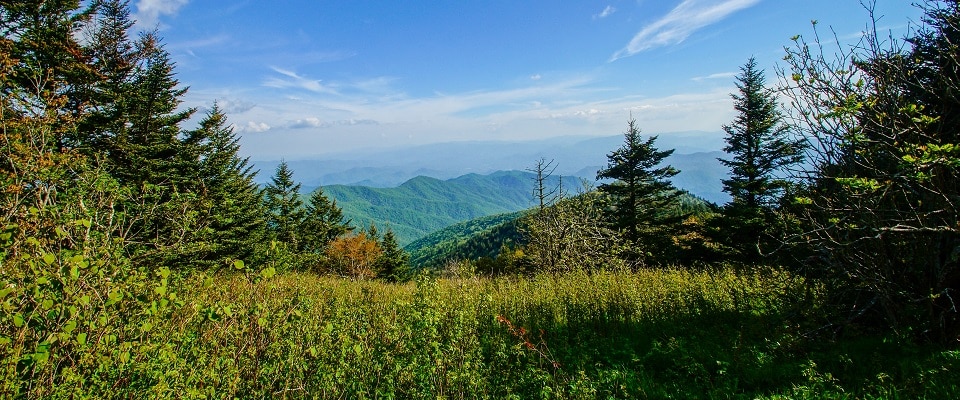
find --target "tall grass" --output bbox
[3,267,957,398]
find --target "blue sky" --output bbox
[133,0,923,159]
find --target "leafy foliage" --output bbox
[780,1,960,340]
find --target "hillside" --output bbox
[405,211,527,268]
[321,171,561,245]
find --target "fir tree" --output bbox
[300,187,351,254]
[264,161,305,248]
[74,0,139,153]
[597,118,685,263]
[182,104,267,267]
[720,57,803,209]
[717,57,804,262]
[377,228,410,282]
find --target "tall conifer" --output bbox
[264,161,305,248]
[182,104,267,266]
[597,118,684,263]
[717,57,803,262]
[300,187,351,254]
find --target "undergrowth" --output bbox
[2,266,958,398]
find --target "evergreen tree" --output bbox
[73,0,139,153]
[376,228,411,282]
[597,118,685,264]
[720,57,804,209]
[120,33,194,186]
[264,161,305,248]
[182,104,267,267]
[717,57,804,262]
[116,33,197,264]
[300,187,351,254]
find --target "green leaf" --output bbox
[76,332,87,346]
[13,314,24,328]
[260,267,276,280]
[233,259,245,270]
[141,322,153,332]
[42,253,55,265]
[63,320,77,334]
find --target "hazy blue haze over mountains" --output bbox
[252,133,729,245]
[252,132,730,204]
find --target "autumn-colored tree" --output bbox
[325,232,382,279]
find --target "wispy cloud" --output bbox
[611,0,760,61]
[691,71,737,81]
[169,34,229,52]
[593,5,617,20]
[287,117,378,129]
[134,0,189,29]
[264,67,338,94]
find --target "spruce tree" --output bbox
[120,33,193,186]
[376,228,410,282]
[300,187,351,254]
[264,161,305,248]
[720,57,803,208]
[717,57,804,262]
[182,104,267,267]
[74,0,139,153]
[597,118,685,263]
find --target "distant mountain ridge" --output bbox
[321,170,562,246]
[253,133,730,203]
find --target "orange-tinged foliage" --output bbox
[325,232,382,278]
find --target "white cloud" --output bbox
[234,121,271,133]
[289,117,325,129]
[216,98,256,114]
[264,67,338,94]
[134,0,189,29]
[691,71,738,81]
[611,0,760,61]
[530,74,542,80]
[287,117,379,129]
[594,5,617,20]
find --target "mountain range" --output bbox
[252,132,730,204]
[322,171,561,245]
[256,133,732,246]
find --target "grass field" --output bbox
[3,267,958,398]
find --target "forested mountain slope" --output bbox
[405,211,526,268]
[321,171,560,245]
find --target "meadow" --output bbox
[4,266,957,398]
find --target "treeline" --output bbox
[431,4,960,342]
